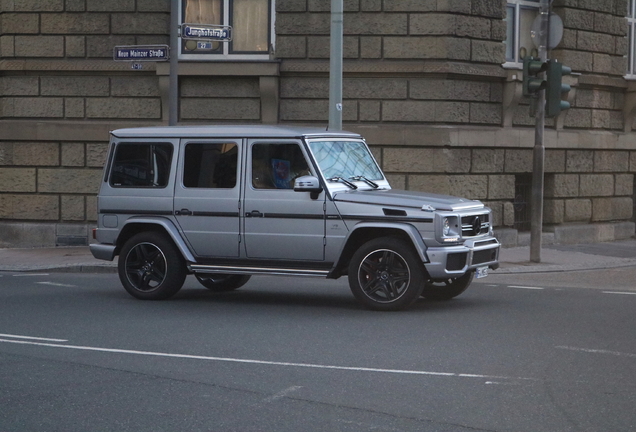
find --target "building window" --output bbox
[180,0,273,60]
[504,0,540,67]
[628,0,636,77]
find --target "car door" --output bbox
[173,140,241,258]
[242,140,325,261]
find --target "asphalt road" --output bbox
[1,271,635,432]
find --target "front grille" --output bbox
[461,213,490,237]
[446,253,467,271]
[473,248,498,265]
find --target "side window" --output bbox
[183,142,238,188]
[504,1,540,66]
[251,143,311,190]
[110,143,173,188]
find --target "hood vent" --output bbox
[383,208,407,217]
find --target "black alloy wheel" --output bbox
[421,272,474,301]
[195,274,251,292]
[118,232,186,300]
[348,237,425,311]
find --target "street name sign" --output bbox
[181,24,232,41]
[113,45,170,61]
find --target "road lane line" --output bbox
[556,346,636,359]
[508,286,544,290]
[602,291,636,296]
[37,282,76,288]
[0,333,68,342]
[0,338,536,382]
[12,274,49,277]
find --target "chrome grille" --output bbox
[461,213,490,237]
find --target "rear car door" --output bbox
[173,140,241,258]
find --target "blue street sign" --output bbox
[113,45,170,62]
[181,24,232,41]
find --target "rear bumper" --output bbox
[90,243,116,261]
[424,238,500,279]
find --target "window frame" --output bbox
[627,0,636,79]
[503,0,540,69]
[178,0,275,61]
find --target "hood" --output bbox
[332,189,484,212]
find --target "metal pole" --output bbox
[530,0,550,262]
[169,0,179,126]
[328,0,343,130]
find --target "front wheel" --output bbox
[195,274,251,292]
[421,272,474,301]
[118,232,187,300]
[348,237,425,311]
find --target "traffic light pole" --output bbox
[328,0,343,131]
[169,0,179,126]
[530,0,550,263]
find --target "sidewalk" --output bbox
[0,239,634,274]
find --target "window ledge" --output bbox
[156,60,280,77]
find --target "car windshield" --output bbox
[308,140,383,182]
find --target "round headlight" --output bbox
[443,217,451,236]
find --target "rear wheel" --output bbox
[118,232,186,300]
[195,274,251,292]
[348,237,425,311]
[421,272,474,301]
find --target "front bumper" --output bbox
[424,237,500,279]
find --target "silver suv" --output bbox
[91,125,500,311]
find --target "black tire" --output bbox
[118,232,187,300]
[421,272,474,301]
[348,237,426,311]
[195,274,251,292]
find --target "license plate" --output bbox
[475,266,488,278]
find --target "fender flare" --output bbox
[118,216,197,263]
[329,221,429,277]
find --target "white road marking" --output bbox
[602,291,636,296]
[0,333,68,342]
[0,338,536,382]
[37,281,76,288]
[556,346,636,359]
[263,386,303,403]
[12,274,49,277]
[508,285,544,290]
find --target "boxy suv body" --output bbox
[91,125,500,310]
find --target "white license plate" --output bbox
[475,266,489,278]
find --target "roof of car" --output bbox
[110,124,362,139]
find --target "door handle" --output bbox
[175,209,192,216]
[246,210,263,218]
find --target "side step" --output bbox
[189,264,330,278]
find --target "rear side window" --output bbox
[183,143,238,188]
[110,143,173,188]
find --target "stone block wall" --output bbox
[276,0,507,124]
[0,0,635,246]
[0,140,106,246]
[544,149,635,224]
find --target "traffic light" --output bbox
[545,59,572,118]
[522,56,546,97]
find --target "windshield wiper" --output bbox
[349,175,379,189]
[327,176,358,189]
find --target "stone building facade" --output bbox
[0,0,634,247]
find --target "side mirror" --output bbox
[293,175,323,199]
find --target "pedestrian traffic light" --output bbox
[545,59,572,118]
[522,56,546,97]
